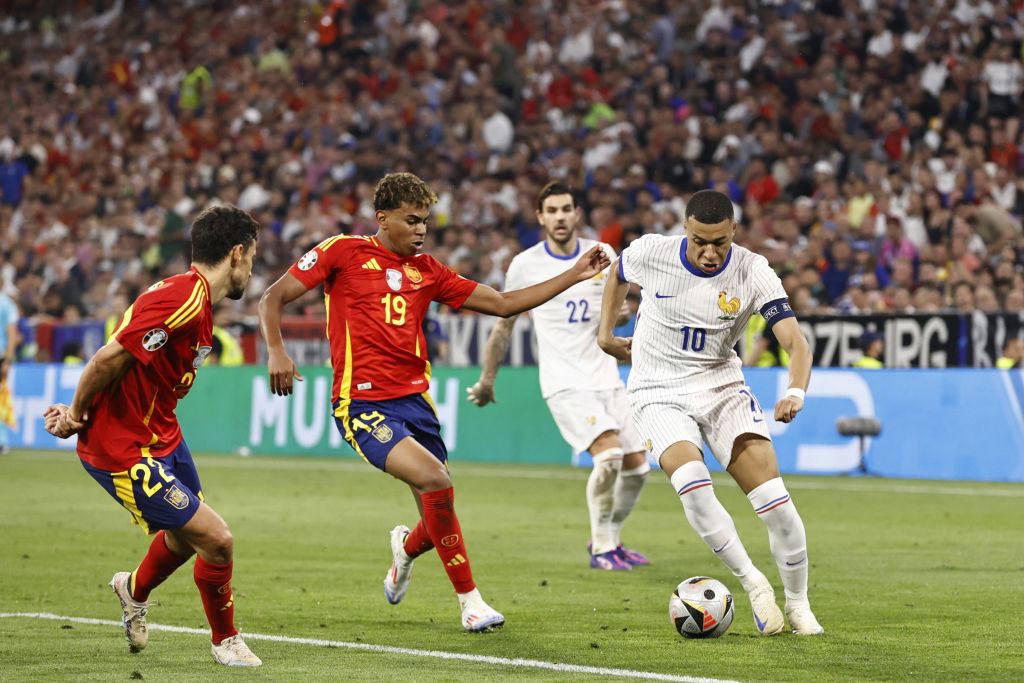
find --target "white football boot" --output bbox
[384,525,414,605]
[109,571,153,652]
[747,578,784,636]
[785,601,825,635]
[211,634,262,666]
[458,588,505,632]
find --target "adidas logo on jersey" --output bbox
[361,259,382,271]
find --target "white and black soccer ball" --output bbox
[669,576,734,638]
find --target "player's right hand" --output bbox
[598,336,632,363]
[572,245,611,281]
[466,381,496,406]
[268,348,304,396]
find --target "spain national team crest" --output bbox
[385,268,403,291]
[163,484,190,510]
[142,328,168,352]
[402,263,423,284]
[372,424,394,443]
[717,291,741,320]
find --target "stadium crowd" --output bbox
[1,0,1023,361]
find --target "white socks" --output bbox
[587,448,624,554]
[747,477,809,603]
[670,461,765,593]
[609,459,649,547]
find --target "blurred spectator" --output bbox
[996,338,1023,370]
[0,0,1021,338]
[853,332,885,369]
[0,290,19,453]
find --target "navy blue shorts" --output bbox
[333,393,447,471]
[81,440,203,535]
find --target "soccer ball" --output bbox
[669,576,734,638]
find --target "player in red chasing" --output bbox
[44,205,263,666]
[259,172,610,631]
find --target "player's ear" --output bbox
[229,243,245,265]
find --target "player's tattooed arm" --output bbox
[467,315,517,406]
[597,259,632,363]
[771,317,812,423]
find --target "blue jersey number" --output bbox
[679,326,707,352]
[566,299,591,323]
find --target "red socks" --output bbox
[403,520,435,559]
[131,531,190,602]
[194,557,238,644]
[420,487,476,594]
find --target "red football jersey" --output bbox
[77,268,213,472]
[288,235,477,404]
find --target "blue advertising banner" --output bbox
[6,364,1024,483]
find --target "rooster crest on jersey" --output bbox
[386,268,403,291]
[717,291,741,320]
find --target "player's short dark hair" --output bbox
[190,205,260,266]
[537,181,577,211]
[685,190,734,224]
[374,172,438,211]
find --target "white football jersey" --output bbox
[505,238,623,398]
[619,234,789,396]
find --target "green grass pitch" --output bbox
[1,450,1022,682]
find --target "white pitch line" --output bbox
[0,612,740,683]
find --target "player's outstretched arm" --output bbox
[771,317,812,423]
[258,272,309,396]
[44,340,135,438]
[467,315,517,406]
[596,259,632,363]
[461,245,609,318]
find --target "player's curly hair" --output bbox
[190,204,260,265]
[373,172,438,211]
[685,190,734,224]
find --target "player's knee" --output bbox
[205,527,234,564]
[416,463,452,492]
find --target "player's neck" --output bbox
[191,263,228,304]
[545,235,579,257]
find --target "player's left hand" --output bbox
[466,381,496,406]
[773,396,803,423]
[572,245,611,281]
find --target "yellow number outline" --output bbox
[351,410,386,434]
[381,293,407,325]
[130,457,176,498]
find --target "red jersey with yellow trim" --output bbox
[288,235,477,404]
[77,268,214,472]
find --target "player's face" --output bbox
[536,193,579,246]
[227,242,257,300]
[378,203,430,257]
[684,217,735,274]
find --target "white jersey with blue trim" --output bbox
[505,238,622,398]
[618,234,788,395]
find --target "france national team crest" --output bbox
[163,484,190,510]
[298,249,318,271]
[386,268,403,291]
[717,291,741,320]
[142,328,169,351]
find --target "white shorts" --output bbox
[545,386,646,455]
[630,382,772,469]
